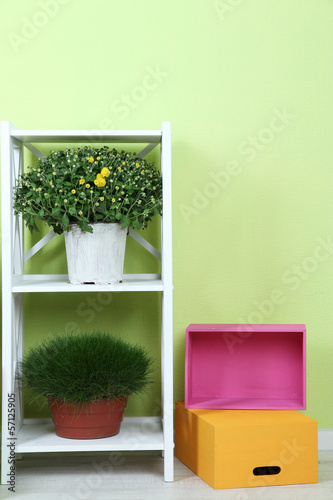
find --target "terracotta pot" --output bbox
[49,396,128,439]
[64,222,128,284]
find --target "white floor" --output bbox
[1,451,332,500]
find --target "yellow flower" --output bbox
[71,189,76,194]
[100,197,105,201]
[97,156,101,160]
[96,173,103,180]
[122,161,126,165]
[85,184,91,188]
[101,167,110,178]
[87,156,94,163]
[112,198,116,203]
[118,166,122,171]
[79,178,85,185]
[94,178,106,188]
[115,186,119,190]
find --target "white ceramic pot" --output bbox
[64,223,128,284]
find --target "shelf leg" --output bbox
[161,121,174,482]
[1,293,24,484]
[161,288,174,482]
[1,126,25,485]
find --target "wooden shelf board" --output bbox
[11,130,162,144]
[12,274,163,292]
[17,417,165,453]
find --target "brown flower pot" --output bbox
[49,396,128,439]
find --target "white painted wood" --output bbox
[14,216,23,272]
[318,429,333,450]
[1,121,16,483]
[24,230,57,263]
[13,146,24,275]
[160,121,174,482]
[135,142,159,158]
[13,293,24,435]
[18,418,164,453]
[12,274,163,292]
[24,142,46,159]
[1,121,173,484]
[128,228,161,260]
[122,273,161,281]
[11,129,162,143]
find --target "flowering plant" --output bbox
[13,146,162,234]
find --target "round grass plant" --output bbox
[18,331,153,407]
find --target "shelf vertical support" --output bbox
[1,121,24,485]
[13,144,24,275]
[160,121,174,481]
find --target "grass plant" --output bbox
[18,331,153,407]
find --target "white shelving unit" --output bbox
[1,121,173,483]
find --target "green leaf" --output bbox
[80,221,93,233]
[121,215,130,227]
[62,214,69,227]
[53,224,63,235]
[32,219,39,232]
[52,208,61,217]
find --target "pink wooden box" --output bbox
[185,324,306,410]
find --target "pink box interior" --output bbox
[185,324,306,410]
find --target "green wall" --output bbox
[0,0,332,427]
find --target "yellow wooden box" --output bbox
[175,401,318,490]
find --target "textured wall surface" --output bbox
[0,0,332,426]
